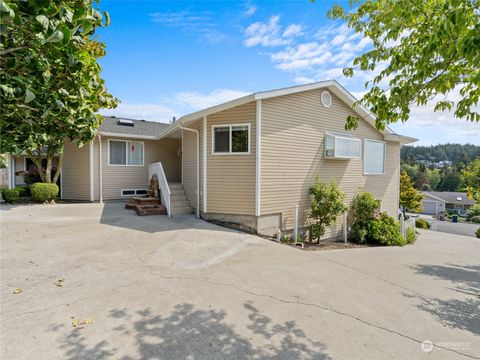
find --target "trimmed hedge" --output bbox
[476,227,480,239]
[415,218,431,229]
[406,227,416,243]
[2,189,19,203]
[30,183,59,203]
[15,185,30,197]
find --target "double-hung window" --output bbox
[109,140,144,166]
[364,139,385,174]
[213,124,250,154]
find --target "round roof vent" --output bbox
[321,90,332,108]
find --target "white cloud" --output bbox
[100,89,251,123]
[100,103,175,123]
[149,11,227,44]
[243,3,257,17]
[168,89,251,111]
[244,15,302,47]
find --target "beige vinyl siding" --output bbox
[181,122,201,211]
[99,136,181,201]
[261,89,400,237]
[62,141,90,200]
[206,101,256,215]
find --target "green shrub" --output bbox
[2,189,20,203]
[15,185,30,197]
[470,215,480,224]
[23,170,42,185]
[349,191,381,244]
[466,204,480,222]
[369,212,405,246]
[309,179,347,242]
[30,183,59,203]
[415,218,431,229]
[406,227,416,243]
[476,227,480,239]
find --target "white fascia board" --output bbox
[254,80,336,100]
[384,134,418,145]
[99,132,157,140]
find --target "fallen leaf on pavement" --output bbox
[54,278,65,287]
[71,317,95,329]
[13,288,23,294]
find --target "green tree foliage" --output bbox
[328,0,480,130]
[400,172,424,216]
[309,179,347,242]
[0,0,118,183]
[401,144,480,165]
[460,158,480,203]
[437,169,462,191]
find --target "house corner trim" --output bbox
[255,99,262,216]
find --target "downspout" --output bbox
[89,142,94,201]
[99,135,103,203]
[179,125,200,218]
[7,155,13,189]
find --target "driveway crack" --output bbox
[159,273,479,360]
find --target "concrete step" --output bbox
[170,189,185,196]
[169,183,183,190]
[170,193,187,202]
[171,199,190,208]
[170,206,193,216]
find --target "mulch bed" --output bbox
[283,240,371,251]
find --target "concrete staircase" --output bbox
[168,182,193,216]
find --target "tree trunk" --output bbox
[52,151,64,184]
[26,151,46,183]
[44,157,52,183]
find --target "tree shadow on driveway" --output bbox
[49,302,330,360]
[406,263,480,336]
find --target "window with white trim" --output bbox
[109,140,144,166]
[364,139,385,174]
[324,132,361,159]
[213,124,249,154]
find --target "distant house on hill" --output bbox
[421,191,475,215]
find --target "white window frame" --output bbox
[363,139,386,175]
[324,132,361,159]
[108,139,145,167]
[121,189,148,197]
[212,123,251,155]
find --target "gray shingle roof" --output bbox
[423,191,476,205]
[99,116,170,137]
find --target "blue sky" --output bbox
[98,0,479,146]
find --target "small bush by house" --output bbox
[415,218,431,229]
[476,227,480,239]
[30,183,59,203]
[369,212,405,246]
[406,227,416,243]
[2,189,20,203]
[349,191,405,246]
[470,216,480,224]
[15,185,31,197]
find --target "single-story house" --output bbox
[7,80,416,238]
[421,191,476,215]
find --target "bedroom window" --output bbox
[213,124,249,154]
[109,140,144,166]
[324,132,361,159]
[364,139,385,174]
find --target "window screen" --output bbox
[231,125,248,153]
[335,137,361,158]
[214,127,230,153]
[110,141,127,165]
[364,140,385,174]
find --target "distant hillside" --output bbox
[401,144,480,164]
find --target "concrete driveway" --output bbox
[1,203,479,360]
